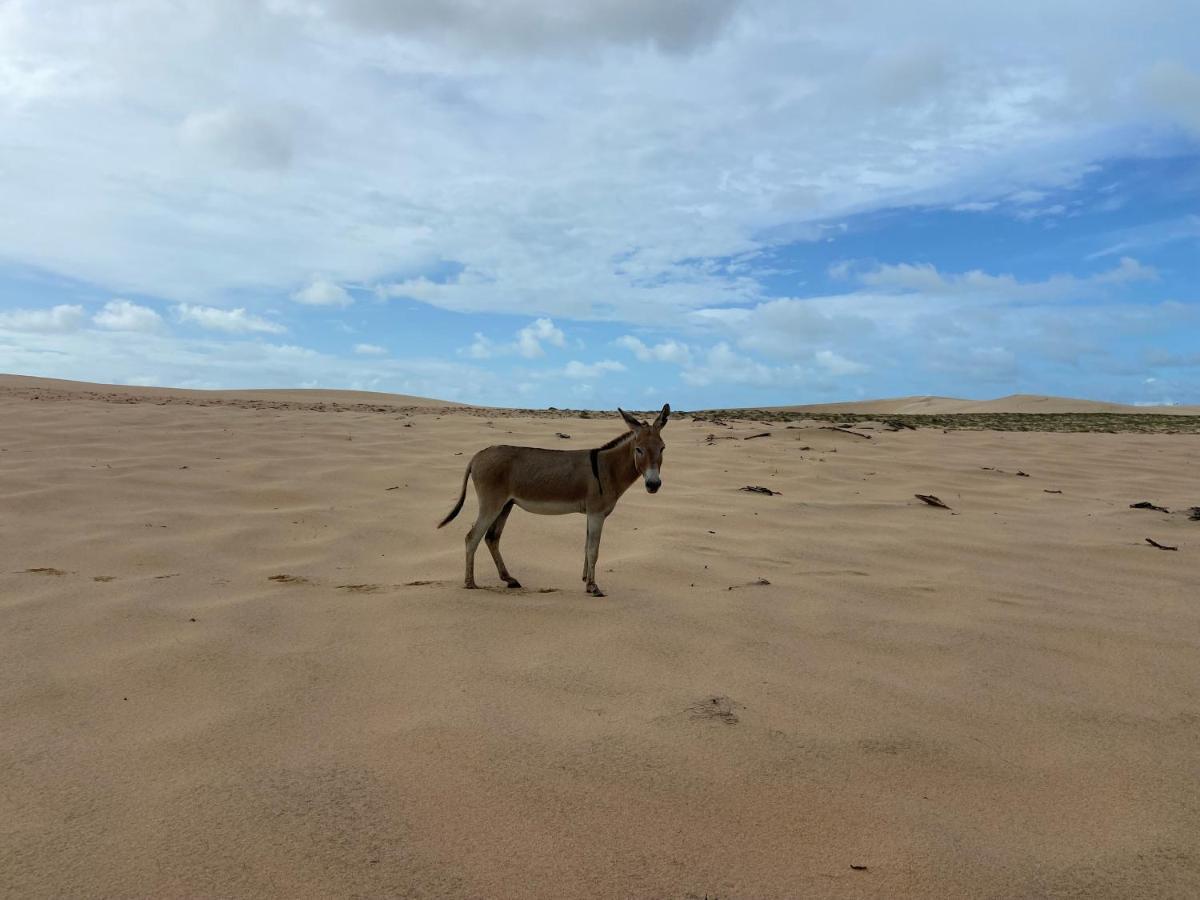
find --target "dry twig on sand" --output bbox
[744,432,771,440]
[1130,501,1170,513]
[915,494,951,510]
[741,485,780,496]
[821,426,871,438]
[1145,538,1178,551]
[728,578,771,590]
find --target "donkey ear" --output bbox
[618,408,644,430]
[652,403,671,430]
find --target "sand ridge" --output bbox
[771,393,1200,416]
[2,379,1198,898]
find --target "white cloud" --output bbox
[616,335,692,364]
[461,317,568,359]
[683,343,778,387]
[174,304,286,334]
[857,256,1157,300]
[563,359,626,379]
[304,0,742,55]
[516,317,566,358]
[678,342,870,389]
[690,294,877,360]
[1092,256,1159,285]
[178,106,294,170]
[1143,61,1200,135]
[0,304,86,333]
[0,327,505,403]
[827,260,854,280]
[1146,349,1200,368]
[814,349,868,376]
[354,343,387,355]
[463,332,496,359]
[952,201,1000,212]
[928,346,1019,381]
[292,278,353,307]
[93,299,164,332]
[2,1,1195,328]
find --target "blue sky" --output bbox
[1,1,1198,407]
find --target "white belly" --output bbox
[514,498,583,516]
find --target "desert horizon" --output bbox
[4,373,1198,416]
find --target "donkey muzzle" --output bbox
[644,469,661,493]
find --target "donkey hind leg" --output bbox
[464,495,508,589]
[584,511,607,597]
[485,501,521,589]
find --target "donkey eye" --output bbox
[635,447,644,455]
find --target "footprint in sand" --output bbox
[93,575,117,582]
[687,695,741,725]
[857,737,914,756]
[337,583,382,593]
[18,567,66,576]
[268,574,311,585]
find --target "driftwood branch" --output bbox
[1145,538,1178,551]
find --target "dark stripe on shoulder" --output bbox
[590,429,632,494]
[589,448,602,493]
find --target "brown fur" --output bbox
[439,404,669,596]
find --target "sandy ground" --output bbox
[2,378,1198,899]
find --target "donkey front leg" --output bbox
[583,511,607,597]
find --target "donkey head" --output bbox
[618,404,670,493]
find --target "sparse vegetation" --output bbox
[691,410,1200,434]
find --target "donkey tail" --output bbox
[437,462,472,528]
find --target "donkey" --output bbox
[438,404,669,596]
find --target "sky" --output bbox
[1,0,1198,409]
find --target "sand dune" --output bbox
[3,378,1198,898]
[0,373,458,409]
[773,393,1200,415]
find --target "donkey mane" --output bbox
[594,429,635,452]
[589,429,634,493]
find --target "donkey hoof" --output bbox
[505,579,522,589]
[464,581,478,590]
[586,584,606,597]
